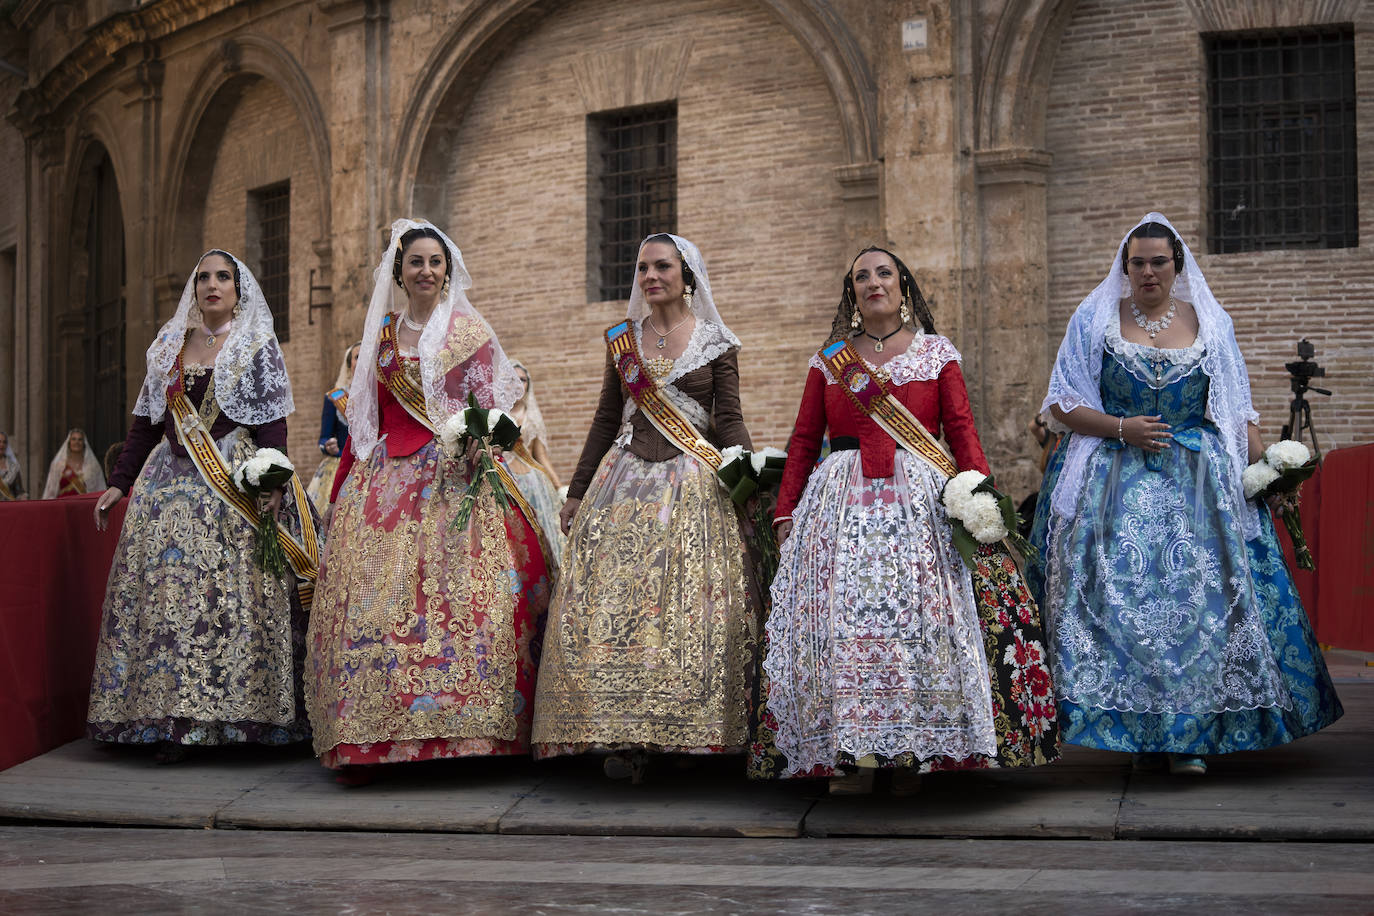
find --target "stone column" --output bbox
[972,146,1053,497]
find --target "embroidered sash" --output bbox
[376,315,550,552]
[510,439,559,491]
[0,474,13,501]
[819,339,958,479]
[166,351,319,607]
[326,386,350,420]
[605,321,722,471]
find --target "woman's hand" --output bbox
[1121,414,1172,453]
[94,486,124,531]
[324,437,340,457]
[775,519,793,546]
[262,488,283,518]
[559,497,581,535]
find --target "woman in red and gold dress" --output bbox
[305,219,552,784]
[42,428,105,498]
[755,247,1058,794]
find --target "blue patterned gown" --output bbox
[1029,331,1341,754]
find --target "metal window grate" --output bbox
[254,182,291,341]
[591,104,677,301]
[1206,27,1358,253]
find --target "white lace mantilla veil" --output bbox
[1041,211,1260,539]
[626,233,741,350]
[347,218,524,461]
[41,429,106,498]
[133,250,293,427]
[510,360,548,445]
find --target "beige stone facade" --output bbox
[1,0,1371,497]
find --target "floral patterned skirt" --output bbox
[753,451,1059,778]
[531,448,757,757]
[305,454,340,516]
[305,438,551,769]
[508,461,566,567]
[87,430,312,747]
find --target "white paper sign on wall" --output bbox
[902,18,928,52]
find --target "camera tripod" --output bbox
[1280,339,1330,461]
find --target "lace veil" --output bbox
[1041,212,1260,538]
[510,360,548,445]
[133,250,293,427]
[348,218,524,460]
[41,429,106,498]
[626,234,740,348]
[332,342,361,393]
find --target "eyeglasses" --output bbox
[1126,257,1174,272]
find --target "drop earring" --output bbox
[683,288,694,311]
[900,297,912,326]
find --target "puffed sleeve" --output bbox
[775,367,828,522]
[108,413,165,493]
[938,361,990,475]
[710,348,753,450]
[566,352,627,501]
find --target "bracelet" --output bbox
[1117,416,1125,445]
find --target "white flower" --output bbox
[486,408,514,430]
[967,492,1007,543]
[253,447,292,472]
[749,446,787,474]
[440,414,468,451]
[942,470,987,518]
[1265,439,1311,471]
[718,444,746,470]
[1242,461,1280,499]
[556,485,569,501]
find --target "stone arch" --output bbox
[158,34,332,287]
[976,0,1081,153]
[391,0,877,216]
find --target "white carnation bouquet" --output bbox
[716,445,789,588]
[1242,439,1318,570]
[941,470,1035,569]
[231,447,295,577]
[441,392,522,530]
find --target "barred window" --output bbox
[1206,27,1358,253]
[588,103,677,301]
[251,181,291,341]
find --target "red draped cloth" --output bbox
[1276,443,1374,652]
[0,494,125,771]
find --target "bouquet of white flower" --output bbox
[716,445,789,589]
[1242,439,1317,570]
[941,470,1035,569]
[443,392,522,530]
[231,447,295,577]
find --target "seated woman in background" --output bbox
[42,428,105,499]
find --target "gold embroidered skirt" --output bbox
[531,447,756,756]
[305,438,551,767]
[305,454,340,515]
[87,430,311,746]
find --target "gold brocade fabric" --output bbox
[86,427,309,742]
[305,438,547,756]
[531,448,757,753]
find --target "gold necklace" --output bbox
[647,313,691,349]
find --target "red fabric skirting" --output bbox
[1272,443,1374,651]
[0,494,125,771]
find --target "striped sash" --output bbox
[605,321,722,471]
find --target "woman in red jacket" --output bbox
[758,248,1057,794]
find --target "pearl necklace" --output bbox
[401,311,428,332]
[1130,297,1177,340]
[201,319,231,348]
[647,313,691,349]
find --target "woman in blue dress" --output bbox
[1029,212,1341,775]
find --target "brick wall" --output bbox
[1046,0,1374,452]
[199,76,327,465]
[438,0,850,480]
